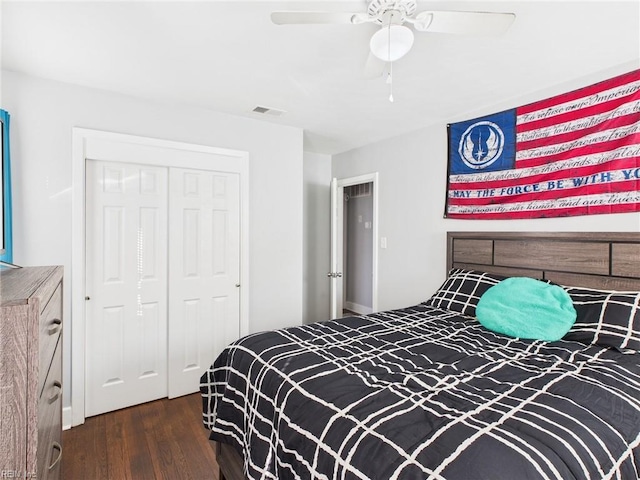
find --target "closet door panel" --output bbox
[85,161,168,416]
[168,168,241,398]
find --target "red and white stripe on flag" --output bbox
[446,69,640,219]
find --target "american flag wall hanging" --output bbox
[445,69,640,219]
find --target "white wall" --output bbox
[303,151,331,324]
[333,63,640,313]
[2,70,304,410]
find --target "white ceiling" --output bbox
[2,1,639,154]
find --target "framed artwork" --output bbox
[0,109,13,263]
[0,115,6,254]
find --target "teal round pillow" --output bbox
[476,277,576,341]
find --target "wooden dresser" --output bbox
[0,266,64,480]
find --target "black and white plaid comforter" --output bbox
[200,304,640,479]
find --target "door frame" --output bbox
[330,172,379,318]
[71,128,249,427]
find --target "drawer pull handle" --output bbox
[49,380,62,403]
[48,318,62,335]
[48,441,62,470]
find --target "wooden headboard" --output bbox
[447,232,640,291]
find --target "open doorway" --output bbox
[343,182,374,315]
[329,173,378,319]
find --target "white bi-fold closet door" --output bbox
[85,160,240,417]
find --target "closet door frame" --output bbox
[71,128,249,427]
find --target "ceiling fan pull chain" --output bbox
[387,23,394,102]
[388,63,394,102]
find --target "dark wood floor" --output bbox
[62,393,220,480]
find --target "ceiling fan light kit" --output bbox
[370,24,414,62]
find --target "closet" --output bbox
[84,159,241,417]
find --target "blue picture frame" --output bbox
[0,109,13,263]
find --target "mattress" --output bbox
[200,304,640,479]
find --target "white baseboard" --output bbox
[63,406,73,430]
[344,301,373,315]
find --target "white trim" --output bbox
[71,128,250,427]
[71,131,86,427]
[334,172,379,314]
[329,178,340,318]
[63,406,72,431]
[344,301,374,316]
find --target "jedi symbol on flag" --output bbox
[448,110,516,175]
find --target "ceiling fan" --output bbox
[271,0,516,94]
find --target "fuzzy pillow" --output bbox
[476,277,577,341]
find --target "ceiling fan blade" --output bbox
[412,10,515,35]
[271,11,361,25]
[364,53,386,79]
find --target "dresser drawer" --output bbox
[38,282,62,396]
[37,338,62,480]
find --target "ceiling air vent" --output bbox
[251,105,286,117]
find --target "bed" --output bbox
[200,231,640,479]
